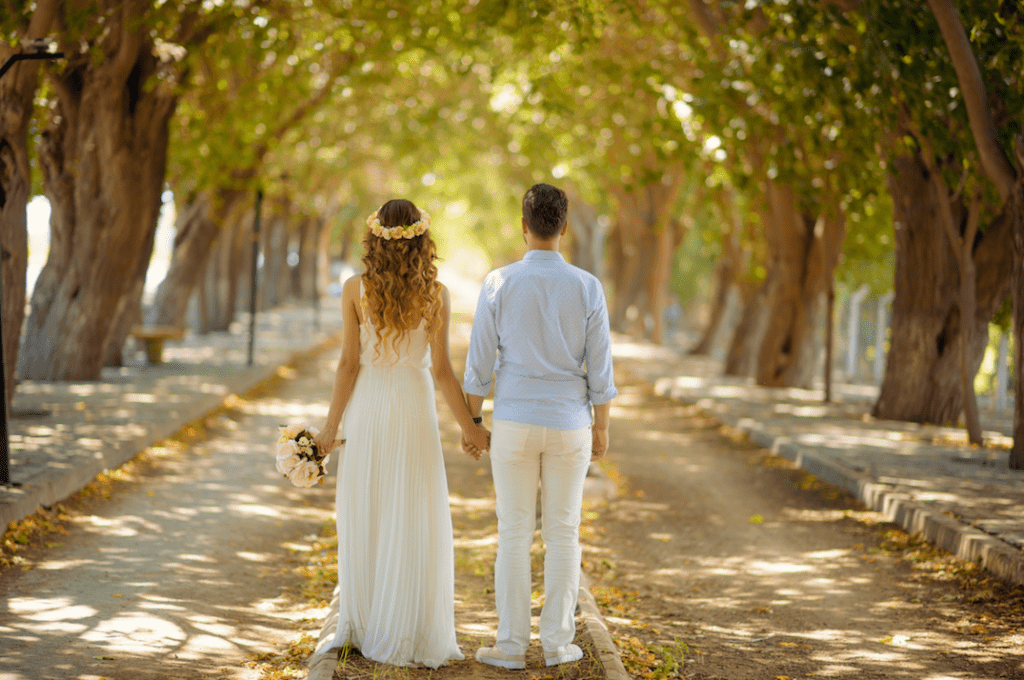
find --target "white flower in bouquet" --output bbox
[291,459,322,488]
[281,424,305,440]
[298,436,311,447]
[275,440,303,476]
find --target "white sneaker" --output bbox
[476,646,526,670]
[545,644,583,666]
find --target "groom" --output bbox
[463,183,617,669]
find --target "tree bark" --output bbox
[0,0,58,407]
[607,178,684,340]
[148,188,246,327]
[18,5,178,381]
[723,281,769,378]
[259,211,291,310]
[198,206,249,333]
[295,216,322,301]
[1010,139,1024,469]
[873,153,1013,424]
[691,199,743,356]
[755,183,845,388]
[565,190,606,280]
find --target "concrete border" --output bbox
[578,570,631,680]
[711,409,1024,587]
[1,327,344,530]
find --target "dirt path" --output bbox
[0,357,341,680]
[586,359,1024,679]
[0,321,602,680]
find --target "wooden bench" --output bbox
[129,326,185,364]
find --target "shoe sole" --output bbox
[477,655,528,671]
[545,652,584,666]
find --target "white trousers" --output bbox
[489,419,591,655]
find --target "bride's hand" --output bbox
[314,430,339,455]
[466,424,490,456]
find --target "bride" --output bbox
[314,198,490,668]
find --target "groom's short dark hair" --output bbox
[522,183,568,239]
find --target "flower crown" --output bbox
[366,208,431,240]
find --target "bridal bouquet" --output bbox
[275,424,329,488]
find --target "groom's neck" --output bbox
[526,237,561,252]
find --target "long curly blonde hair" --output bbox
[360,199,443,359]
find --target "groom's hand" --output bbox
[591,425,609,461]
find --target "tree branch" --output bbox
[110,0,145,83]
[926,0,1016,202]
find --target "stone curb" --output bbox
[672,391,1024,588]
[578,570,631,680]
[1,326,344,531]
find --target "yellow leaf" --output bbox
[779,641,797,647]
[111,594,122,598]
[749,514,764,524]
[879,636,893,644]
[776,676,791,680]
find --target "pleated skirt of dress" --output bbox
[330,362,464,668]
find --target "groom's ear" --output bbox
[522,218,529,235]
[560,220,568,236]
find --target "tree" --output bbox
[0,0,56,407]
[16,1,244,380]
[922,0,1024,464]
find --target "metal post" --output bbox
[0,262,9,486]
[248,190,263,367]
[312,236,320,333]
[873,291,895,384]
[846,284,870,380]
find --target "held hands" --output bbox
[591,425,609,462]
[461,424,490,460]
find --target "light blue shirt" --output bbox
[463,250,618,430]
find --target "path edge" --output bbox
[1,327,345,531]
[578,570,631,680]
[658,383,1024,588]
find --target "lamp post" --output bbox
[0,42,64,487]
[248,189,264,367]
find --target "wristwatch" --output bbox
[472,416,483,424]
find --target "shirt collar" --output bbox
[523,250,565,263]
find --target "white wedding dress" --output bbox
[329,286,464,668]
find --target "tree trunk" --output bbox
[198,206,249,333]
[566,190,606,280]
[0,0,58,407]
[148,188,246,327]
[691,236,741,356]
[260,211,292,310]
[1009,149,1024,469]
[296,216,323,301]
[873,153,1013,424]
[19,13,177,381]
[608,179,684,339]
[755,183,845,388]
[724,281,769,378]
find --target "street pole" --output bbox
[0,46,63,487]
[248,190,263,367]
[0,265,9,486]
[312,226,321,333]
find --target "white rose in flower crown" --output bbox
[289,459,322,488]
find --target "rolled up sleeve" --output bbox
[584,286,618,405]
[463,276,499,397]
